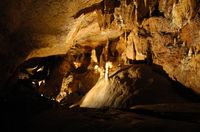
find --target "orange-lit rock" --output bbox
[79,65,186,108]
[0,0,103,91]
[0,0,200,99]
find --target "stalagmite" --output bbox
[1,0,200,112]
[105,61,112,81]
[73,62,82,69]
[188,48,193,58]
[91,49,98,64]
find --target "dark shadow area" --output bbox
[74,2,103,18]
[151,1,164,17]
[1,58,200,131]
[74,0,120,18]
[129,104,200,124]
[0,91,58,131]
[151,64,200,102]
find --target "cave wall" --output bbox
[0,0,200,95]
[0,0,103,90]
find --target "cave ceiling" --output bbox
[0,0,200,98]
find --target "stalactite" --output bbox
[173,38,177,46]
[102,0,112,29]
[144,0,147,8]
[149,6,152,17]
[129,1,134,22]
[172,2,176,23]
[97,10,104,31]
[120,0,128,48]
[105,37,109,62]
[182,41,186,47]
[146,40,152,65]
[121,0,126,27]
[186,9,191,24]
[102,0,108,29]
[133,0,138,25]
[188,48,193,58]
[103,0,107,13]
[125,31,127,45]
[188,0,193,24]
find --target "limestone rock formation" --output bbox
[0,0,104,91]
[0,0,200,103]
[79,65,186,108]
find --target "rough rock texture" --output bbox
[143,1,200,94]
[0,0,200,98]
[79,65,186,108]
[0,0,104,91]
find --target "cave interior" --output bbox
[0,0,200,131]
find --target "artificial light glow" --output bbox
[73,62,82,69]
[38,80,45,86]
[105,61,113,81]
[91,49,98,63]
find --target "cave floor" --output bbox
[1,95,200,132]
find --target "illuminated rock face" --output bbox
[0,0,104,90]
[0,0,200,98]
[79,65,186,108]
